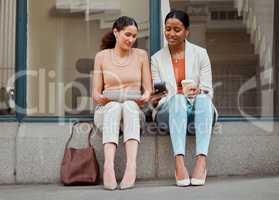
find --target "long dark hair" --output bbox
[100,16,138,50]
[165,10,190,29]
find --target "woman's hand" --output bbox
[150,91,167,107]
[186,86,200,98]
[95,94,111,105]
[136,92,151,107]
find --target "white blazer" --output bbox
[151,40,218,120]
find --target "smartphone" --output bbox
[154,82,167,94]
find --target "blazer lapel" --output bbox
[161,46,177,94]
[159,41,194,95]
[185,40,193,80]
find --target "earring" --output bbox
[114,33,118,41]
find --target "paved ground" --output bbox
[0,176,279,200]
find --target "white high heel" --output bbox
[175,172,190,187]
[103,183,118,190]
[119,181,135,190]
[191,170,207,186]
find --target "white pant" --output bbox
[94,101,143,145]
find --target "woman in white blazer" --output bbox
[151,10,217,187]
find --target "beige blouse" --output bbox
[96,48,147,92]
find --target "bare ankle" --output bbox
[175,155,185,169]
[126,160,136,167]
[104,162,114,170]
[196,154,206,160]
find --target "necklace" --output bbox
[170,46,185,63]
[111,49,132,67]
[172,52,184,63]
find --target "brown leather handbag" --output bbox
[60,121,100,186]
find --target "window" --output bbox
[0,0,16,116]
[169,0,275,117]
[27,0,150,116]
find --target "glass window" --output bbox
[168,0,275,117]
[0,0,16,115]
[27,0,149,116]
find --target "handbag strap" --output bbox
[65,121,95,148]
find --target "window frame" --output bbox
[274,0,279,116]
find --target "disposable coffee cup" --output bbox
[181,79,196,97]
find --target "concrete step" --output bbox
[1,122,278,184]
[206,27,262,118]
[210,54,259,65]
[214,101,261,116]
[212,64,258,76]
[214,74,261,114]
[207,43,255,55]
[206,30,251,43]
[216,108,262,116]
[212,63,260,116]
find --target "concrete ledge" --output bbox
[157,134,279,178]
[16,123,156,183]
[156,122,279,178]
[16,123,72,184]
[157,136,195,178]
[0,121,277,184]
[207,135,279,176]
[0,123,18,184]
[91,133,156,180]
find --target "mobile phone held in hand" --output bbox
[154,82,167,94]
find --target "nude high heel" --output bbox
[191,169,207,186]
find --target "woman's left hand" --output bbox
[187,87,200,98]
[136,92,151,107]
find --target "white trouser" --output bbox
[94,101,143,145]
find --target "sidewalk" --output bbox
[0,176,279,200]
